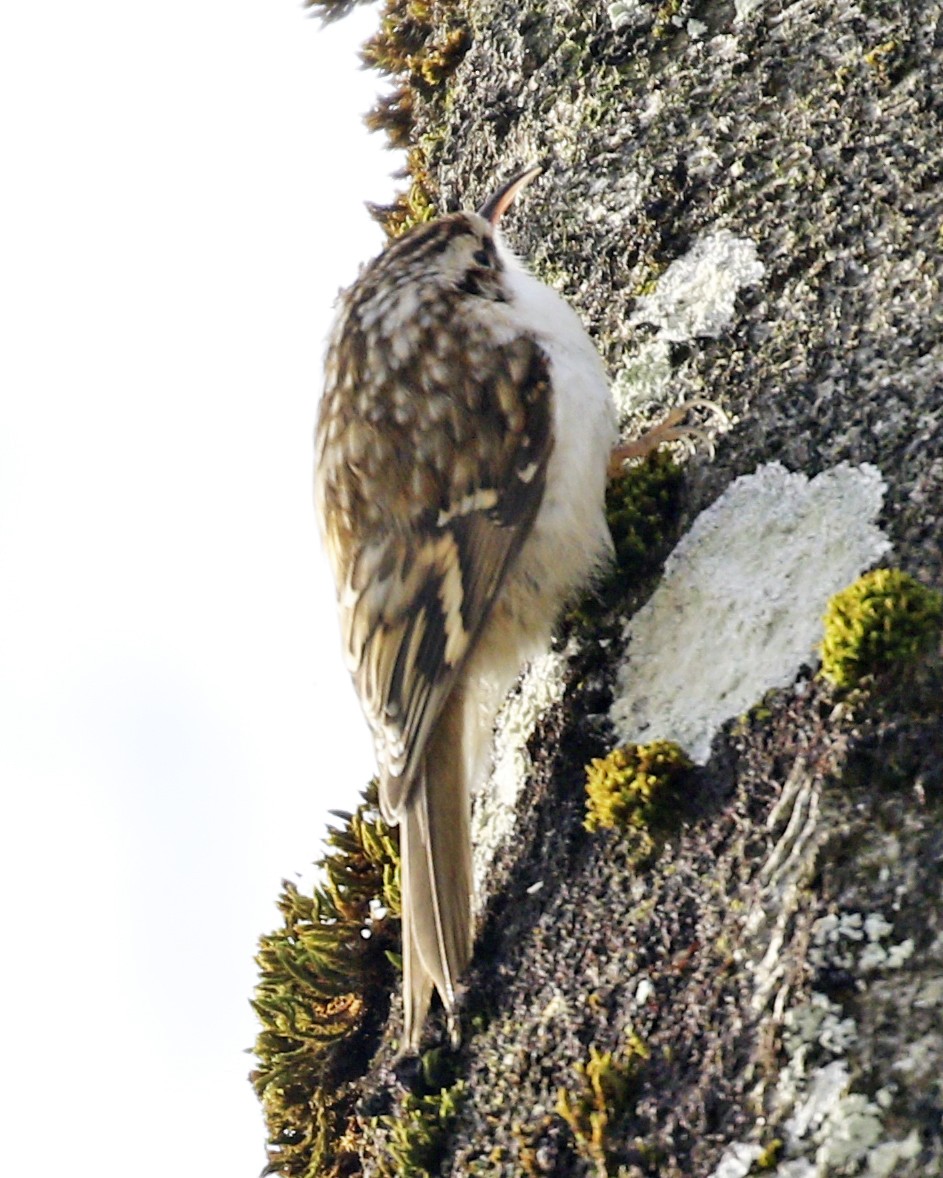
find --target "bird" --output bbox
[314,165,620,1053]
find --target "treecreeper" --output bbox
[315,166,682,1052]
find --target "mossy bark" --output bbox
[260,2,943,1174]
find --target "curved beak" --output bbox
[478,164,542,226]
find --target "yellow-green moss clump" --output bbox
[753,1138,784,1170]
[584,740,692,851]
[819,568,943,690]
[251,781,400,1177]
[556,1034,650,1177]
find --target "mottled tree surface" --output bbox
[288,2,943,1174]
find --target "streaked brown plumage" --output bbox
[315,168,616,1050]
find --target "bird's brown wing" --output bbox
[318,333,554,822]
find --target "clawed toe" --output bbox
[609,399,730,477]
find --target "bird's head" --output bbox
[369,165,542,306]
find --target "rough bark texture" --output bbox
[309,2,943,1175]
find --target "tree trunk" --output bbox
[263,2,943,1174]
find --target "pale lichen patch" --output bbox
[892,1032,943,1085]
[764,904,933,1176]
[471,646,570,897]
[814,1090,884,1170]
[784,994,857,1058]
[607,0,647,30]
[707,1140,763,1177]
[783,1059,852,1143]
[611,338,674,420]
[811,910,915,974]
[735,0,769,22]
[864,1133,923,1178]
[629,229,765,342]
[770,1162,817,1178]
[610,461,891,762]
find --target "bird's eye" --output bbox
[473,247,491,267]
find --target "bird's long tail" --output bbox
[400,694,473,1053]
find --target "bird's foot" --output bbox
[608,399,729,478]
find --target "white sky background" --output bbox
[0,2,398,1173]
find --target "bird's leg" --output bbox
[608,399,729,478]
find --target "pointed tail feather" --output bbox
[399,696,473,1052]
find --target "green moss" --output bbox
[250,780,401,1177]
[607,450,684,572]
[416,25,471,87]
[864,38,898,66]
[752,1138,784,1170]
[652,0,682,39]
[365,86,415,149]
[568,450,684,629]
[353,1050,465,1175]
[305,0,471,236]
[555,1034,650,1177]
[369,146,440,238]
[355,0,471,236]
[863,37,900,80]
[383,1081,465,1176]
[819,568,943,690]
[361,3,469,107]
[518,1115,557,1177]
[584,740,693,861]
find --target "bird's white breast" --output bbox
[463,243,617,707]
